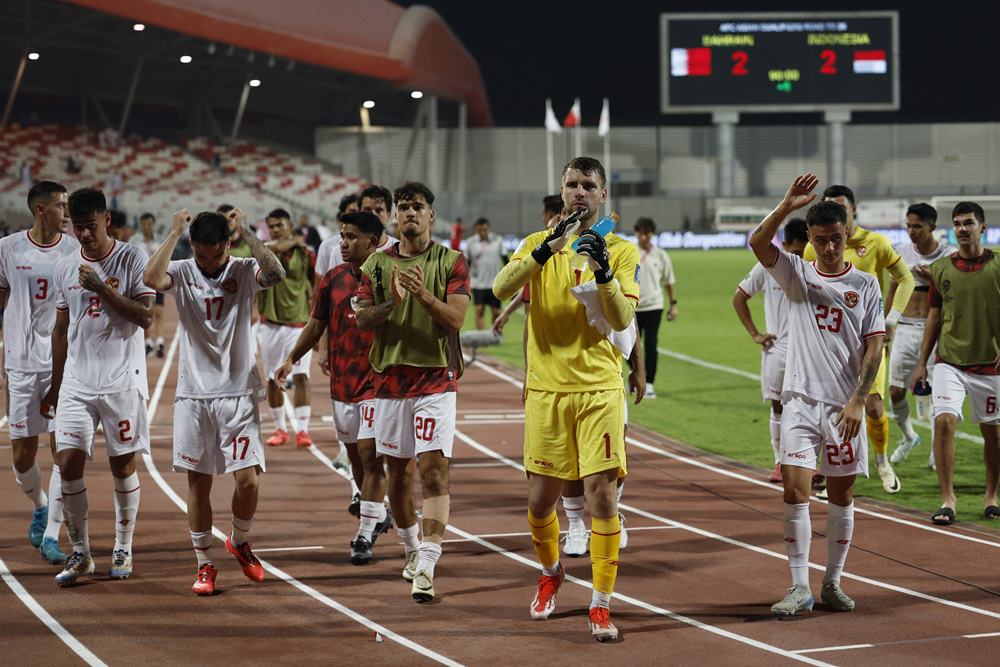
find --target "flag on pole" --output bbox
[598,98,610,137]
[544,99,562,133]
[563,99,581,128]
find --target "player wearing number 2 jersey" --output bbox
[144,207,285,595]
[47,188,156,586]
[750,175,886,618]
[277,211,392,566]
[0,181,78,565]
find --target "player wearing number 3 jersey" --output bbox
[47,188,156,586]
[144,206,285,595]
[750,175,885,618]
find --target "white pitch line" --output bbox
[0,415,7,428]
[0,557,107,666]
[794,643,874,655]
[454,418,1000,622]
[253,546,324,553]
[301,416,832,665]
[964,631,1000,639]
[472,360,1000,549]
[143,337,461,667]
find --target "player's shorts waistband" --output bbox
[897,316,926,327]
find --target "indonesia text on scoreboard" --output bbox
[660,12,899,113]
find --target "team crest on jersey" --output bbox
[844,291,859,308]
[104,277,120,291]
[222,277,238,294]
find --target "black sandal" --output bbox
[932,507,956,525]
[984,506,1000,520]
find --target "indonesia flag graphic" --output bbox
[671,48,711,76]
[853,50,887,74]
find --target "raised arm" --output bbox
[749,174,819,265]
[493,210,585,301]
[144,209,190,291]
[228,208,285,288]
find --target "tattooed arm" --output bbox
[355,264,405,331]
[836,334,886,440]
[226,208,285,288]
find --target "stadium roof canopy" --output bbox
[0,0,491,148]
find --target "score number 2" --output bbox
[731,51,748,76]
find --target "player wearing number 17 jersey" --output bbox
[144,207,285,595]
[749,175,886,618]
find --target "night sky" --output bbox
[404,0,1000,127]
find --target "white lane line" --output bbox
[0,556,107,666]
[441,525,679,544]
[794,630,1000,654]
[143,337,461,667]
[965,631,1000,639]
[253,546,325,553]
[301,421,832,665]
[657,347,984,444]
[473,360,1000,549]
[454,422,1000,622]
[455,420,522,425]
[0,415,8,428]
[794,643,874,655]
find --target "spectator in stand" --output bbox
[466,217,507,330]
[297,214,322,253]
[20,161,31,187]
[108,210,133,242]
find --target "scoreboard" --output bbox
[660,12,899,113]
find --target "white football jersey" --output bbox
[894,241,957,289]
[0,231,80,372]
[315,233,340,277]
[54,241,153,398]
[764,250,885,408]
[130,235,158,259]
[165,257,266,398]
[738,262,789,345]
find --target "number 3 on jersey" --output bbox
[815,304,843,333]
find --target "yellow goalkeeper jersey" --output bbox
[804,225,902,289]
[510,231,640,393]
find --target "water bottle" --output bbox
[571,214,618,252]
[914,379,932,422]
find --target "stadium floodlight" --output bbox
[179,55,192,64]
[362,100,375,109]
[410,90,424,99]
[27,52,39,61]
[249,79,261,88]
[132,23,145,32]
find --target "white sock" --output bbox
[191,530,214,566]
[562,495,586,532]
[416,541,442,578]
[769,409,783,464]
[113,472,140,552]
[145,337,152,347]
[824,502,855,585]
[270,407,286,431]
[156,336,164,346]
[14,464,46,509]
[294,406,311,433]
[615,482,624,504]
[397,523,421,554]
[591,589,612,609]
[891,398,918,441]
[783,502,811,589]
[231,515,254,546]
[358,500,386,541]
[43,464,63,541]
[542,561,561,577]
[61,477,90,555]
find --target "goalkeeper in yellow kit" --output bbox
[804,185,915,494]
[493,157,639,642]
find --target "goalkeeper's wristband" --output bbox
[530,243,554,265]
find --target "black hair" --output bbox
[952,201,985,224]
[267,208,291,220]
[68,187,107,220]
[358,184,393,212]
[806,201,848,228]
[26,180,66,213]
[394,181,435,206]
[906,203,937,225]
[338,193,359,216]
[822,184,856,207]
[474,217,489,226]
[340,211,384,239]
[784,217,809,244]
[634,217,656,233]
[563,156,606,187]
[190,211,230,245]
[140,212,155,221]
[109,210,128,230]
[543,194,563,216]
[216,204,235,215]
